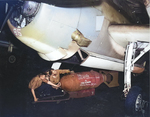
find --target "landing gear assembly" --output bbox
[124,42,150,116]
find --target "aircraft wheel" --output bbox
[125,86,147,116]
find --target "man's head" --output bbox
[38,72,46,79]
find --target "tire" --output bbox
[125,86,143,116]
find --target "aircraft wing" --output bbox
[1,0,149,71]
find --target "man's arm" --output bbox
[58,69,71,74]
[47,81,61,89]
[31,89,38,102]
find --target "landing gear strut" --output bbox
[124,42,150,116]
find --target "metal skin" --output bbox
[108,25,150,48]
[123,42,134,97]
[7,1,133,71]
[60,71,105,92]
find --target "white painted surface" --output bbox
[109,25,150,48]
[7,2,129,70]
[51,62,62,70]
[96,16,104,31]
[146,5,150,17]
[82,19,125,60]
[81,55,124,72]
[77,7,102,41]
